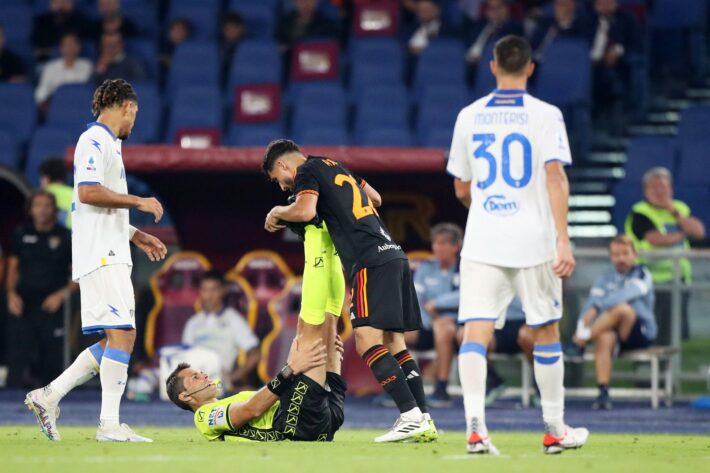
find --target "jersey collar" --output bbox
[493,89,527,96]
[86,121,118,141]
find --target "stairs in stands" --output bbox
[568,77,710,244]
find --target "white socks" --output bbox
[401,407,424,422]
[458,342,488,437]
[533,342,566,437]
[99,347,130,427]
[44,342,103,405]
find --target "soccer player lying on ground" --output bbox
[166,333,346,442]
[263,141,436,443]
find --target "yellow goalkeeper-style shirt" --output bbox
[194,391,283,442]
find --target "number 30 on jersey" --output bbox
[473,133,532,190]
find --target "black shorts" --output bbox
[413,328,434,351]
[350,258,423,332]
[619,318,653,351]
[273,372,346,441]
[494,320,525,355]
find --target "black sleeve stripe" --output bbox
[225,403,235,431]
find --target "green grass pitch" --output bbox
[1,427,708,473]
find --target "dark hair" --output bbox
[262,139,301,175]
[40,158,68,183]
[493,35,532,75]
[170,17,193,34]
[431,222,463,246]
[166,362,192,411]
[60,30,80,43]
[27,190,57,214]
[91,78,137,116]
[201,269,225,286]
[223,11,244,27]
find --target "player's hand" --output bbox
[553,238,576,278]
[137,197,164,223]
[334,335,344,361]
[41,290,65,314]
[424,301,439,318]
[7,292,23,317]
[287,338,327,375]
[132,230,168,262]
[264,207,286,232]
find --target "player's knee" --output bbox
[596,331,616,349]
[611,303,635,319]
[531,322,560,344]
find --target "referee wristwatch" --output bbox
[280,364,294,379]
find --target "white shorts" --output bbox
[80,264,136,335]
[458,259,562,328]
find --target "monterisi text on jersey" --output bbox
[474,111,529,125]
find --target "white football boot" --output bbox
[25,388,61,441]
[96,422,153,442]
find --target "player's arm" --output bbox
[265,193,318,231]
[78,185,164,223]
[545,161,575,278]
[228,339,327,428]
[453,179,471,208]
[355,176,382,208]
[5,255,22,317]
[129,225,167,262]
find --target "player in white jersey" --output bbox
[25,79,168,442]
[447,36,588,455]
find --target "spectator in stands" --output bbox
[484,297,535,405]
[588,0,641,135]
[182,270,261,390]
[32,0,91,63]
[5,191,76,388]
[34,31,93,113]
[220,12,246,83]
[625,167,706,343]
[92,0,139,41]
[276,0,340,50]
[530,0,590,60]
[407,0,457,56]
[160,18,192,72]
[40,158,73,230]
[569,235,656,410]
[92,31,146,85]
[0,27,28,83]
[465,0,524,64]
[412,223,462,406]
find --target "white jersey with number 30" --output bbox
[446,89,572,268]
[71,122,132,281]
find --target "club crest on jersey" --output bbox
[483,195,519,216]
[208,407,226,427]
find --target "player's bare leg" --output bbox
[355,326,428,442]
[296,317,327,386]
[532,322,588,454]
[459,320,499,454]
[384,331,437,442]
[325,313,341,374]
[95,328,152,442]
[26,339,107,441]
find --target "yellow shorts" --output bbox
[300,223,345,325]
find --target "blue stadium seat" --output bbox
[611,183,644,231]
[534,39,591,106]
[291,84,347,135]
[0,83,36,144]
[348,38,404,94]
[472,42,496,99]
[126,38,159,81]
[123,0,159,38]
[677,137,710,185]
[46,84,94,136]
[130,82,162,144]
[675,185,710,228]
[166,0,219,41]
[226,39,281,98]
[0,131,19,169]
[0,5,32,43]
[415,85,469,137]
[167,41,220,98]
[650,0,706,82]
[228,0,279,9]
[624,135,677,182]
[355,87,409,138]
[412,39,467,96]
[678,106,710,143]
[227,123,285,147]
[26,127,74,186]
[421,127,454,149]
[357,128,413,147]
[294,126,349,146]
[166,86,222,143]
[228,3,276,39]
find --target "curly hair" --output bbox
[262,139,301,175]
[91,79,138,117]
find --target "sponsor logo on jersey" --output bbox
[208,407,226,427]
[379,226,392,241]
[314,256,324,268]
[49,236,61,250]
[377,243,402,253]
[483,195,519,216]
[86,156,96,171]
